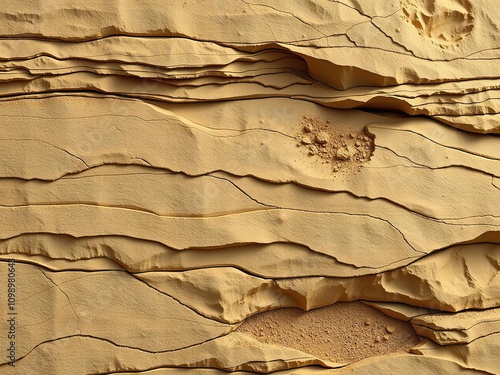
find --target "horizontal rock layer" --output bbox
[0,1,499,374]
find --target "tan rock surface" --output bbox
[0,1,499,374]
[412,308,500,345]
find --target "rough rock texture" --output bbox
[0,1,499,374]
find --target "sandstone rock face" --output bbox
[0,1,498,374]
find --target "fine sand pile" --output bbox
[296,116,375,174]
[236,302,420,363]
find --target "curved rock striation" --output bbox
[0,1,499,374]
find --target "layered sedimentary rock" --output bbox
[0,1,498,374]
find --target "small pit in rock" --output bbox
[296,116,375,175]
[400,0,474,45]
[236,301,420,363]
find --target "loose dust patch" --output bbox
[296,116,375,176]
[236,301,420,363]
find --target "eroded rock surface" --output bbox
[0,1,498,374]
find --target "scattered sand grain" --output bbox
[296,116,375,175]
[236,301,420,363]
